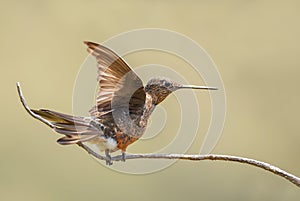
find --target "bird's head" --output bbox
[144,77,217,105]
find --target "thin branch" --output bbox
[17,82,300,188]
[16,82,54,129]
[79,144,300,188]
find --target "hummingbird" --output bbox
[27,41,217,165]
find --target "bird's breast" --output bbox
[115,131,139,152]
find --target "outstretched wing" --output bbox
[84,41,146,122]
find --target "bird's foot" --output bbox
[121,152,126,162]
[105,149,113,166]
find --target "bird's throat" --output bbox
[139,93,156,128]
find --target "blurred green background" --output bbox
[1,0,300,200]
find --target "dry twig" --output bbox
[17,82,300,188]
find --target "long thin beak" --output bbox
[180,85,218,90]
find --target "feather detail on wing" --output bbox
[84,41,146,121]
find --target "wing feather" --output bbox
[84,41,146,121]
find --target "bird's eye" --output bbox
[164,82,170,87]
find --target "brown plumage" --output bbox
[29,41,217,165]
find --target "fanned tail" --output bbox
[31,109,101,145]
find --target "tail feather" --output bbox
[32,109,90,125]
[57,135,99,145]
[31,109,102,145]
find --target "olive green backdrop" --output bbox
[1,1,300,200]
